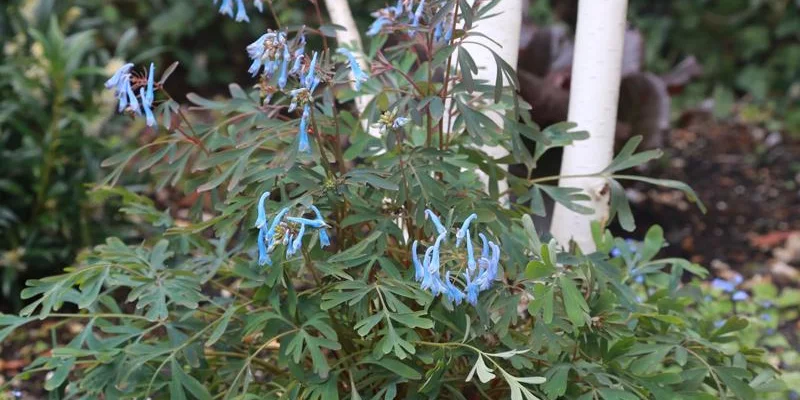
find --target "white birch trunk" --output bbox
[323,0,378,137]
[448,0,523,203]
[550,0,629,252]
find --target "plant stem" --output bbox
[308,107,337,179]
[440,0,461,150]
[310,0,329,51]
[33,77,64,218]
[266,0,282,29]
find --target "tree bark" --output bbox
[322,0,378,137]
[550,0,628,252]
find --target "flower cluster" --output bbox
[247,31,320,153]
[214,0,263,22]
[711,273,749,301]
[105,62,157,127]
[246,31,307,88]
[254,191,330,266]
[367,0,453,42]
[411,210,500,306]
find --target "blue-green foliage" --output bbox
[0,1,788,399]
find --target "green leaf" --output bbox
[521,214,542,252]
[542,365,569,398]
[602,136,663,173]
[205,306,236,347]
[457,47,477,93]
[598,388,639,400]
[159,61,180,85]
[614,175,707,213]
[538,185,593,215]
[559,276,589,327]
[368,358,421,380]
[640,225,664,262]
[390,312,434,329]
[711,316,749,339]
[609,179,635,232]
[716,367,755,400]
[525,261,555,280]
[171,358,212,400]
[44,357,75,391]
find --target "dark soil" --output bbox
[621,110,800,273]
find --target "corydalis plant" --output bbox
[2,0,784,398]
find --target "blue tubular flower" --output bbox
[424,209,447,236]
[367,17,390,36]
[257,226,272,265]
[392,117,409,129]
[254,0,264,12]
[139,63,156,127]
[429,234,445,273]
[456,213,477,247]
[218,0,234,16]
[105,63,142,115]
[478,233,489,259]
[336,48,368,91]
[286,216,329,229]
[289,34,306,76]
[235,0,249,22]
[105,63,134,92]
[254,191,270,228]
[486,242,500,287]
[297,105,311,153]
[247,34,268,76]
[287,222,306,257]
[125,80,140,115]
[464,272,480,306]
[465,229,476,271]
[411,0,425,32]
[303,52,321,92]
[444,271,465,305]
[277,45,290,89]
[310,205,330,248]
